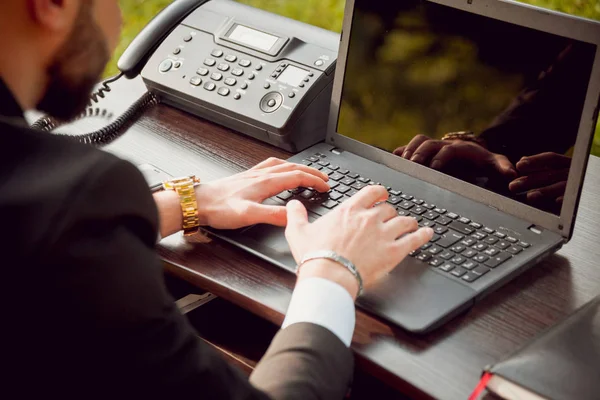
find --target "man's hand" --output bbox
[285,186,434,299]
[195,157,330,230]
[509,152,571,211]
[393,134,516,180]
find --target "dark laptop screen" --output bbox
[337,0,597,215]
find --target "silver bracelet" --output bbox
[297,250,364,296]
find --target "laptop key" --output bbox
[473,243,488,251]
[338,169,349,175]
[473,265,491,275]
[518,241,531,248]
[430,234,441,243]
[483,247,500,257]
[451,256,465,265]
[472,232,487,240]
[495,240,510,250]
[451,267,467,278]
[484,252,512,268]
[397,209,410,217]
[409,249,420,257]
[484,236,499,245]
[387,196,402,205]
[440,263,455,272]
[423,203,436,210]
[436,232,464,248]
[410,214,423,223]
[416,253,432,262]
[434,208,447,214]
[436,216,452,226]
[347,189,359,197]
[347,172,359,179]
[446,212,459,219]
[276,191,294,201]
[307,156,319,162]
[340,177,355,186]
[507,246,522,255]
[470,222,482,229]
[389,189,402,196]
[321,200,339,209]
[328,165,339,171]
[482,227,495,234]
[399,201,414,210]
[463,249,477,258]
[458,217,471,224]
[507,236,518,243]
[450,244,466,253]
[328,191,343,201]
[412,206,426,215]
[433,226,448,235]
[356,176,369,183]
[300,160,312,166]
[494,231,506,239]
[336,184,351,194]
[351,182,367,190]
[462,272,482,282]
[321,168,335,176]
[329,181,340,190]
[401,194,413,200]
[440,251,454,260]
[473,254,489,263]
[300,189,314,199]
[423,211,438,220]
[329,172,345,181]
[422,220,436,228]
[421,243,432,250]
[429,258,443,267]
[317,160,329,167]
[427,246,443,255]
[412,199,425,205]
[449,220,475,235]
[461,238,477,247]
[462,260,477,270]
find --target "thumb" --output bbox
[247,203,288,227]
[286,200,308,232]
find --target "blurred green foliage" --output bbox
[108,0,599,156]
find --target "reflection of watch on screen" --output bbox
[441,131,486,148]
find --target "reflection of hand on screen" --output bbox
[509,152,571,213]
[393,134,517,181]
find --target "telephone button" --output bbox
[248,73,255,80]
[184,35,193,42]
[240,83,248,90]
[211,49,223,58]
[203,82,216,91]
[189,76,202,86]
[196,68,209,76]
[218,87,230,97]
[225,54,237,63]
[289,92,296,98]
[210,72,223,81]
[260,92,284,113]
[308,72,314,77]
[239,59,251,68]
[173,48,181,55]
[204,58,216,67]
[159,59,173,73]
[217,63,230,72]
[264,83,271,89]
[299,83,305,88]
[255,65,263,71]
[224,78,237,86]
[234,93,241,100]
[314,59,324,66]
[173,61,182,69]
[231,68,244,77]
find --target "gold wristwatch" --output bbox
[162,175,201,236]
[441,131,486,147]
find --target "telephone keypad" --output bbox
[239,59,251,67]
[211,49,223,58]
[203,82,216,91]
[255,65,263,71]
[225,54,237,62]
[189,76,202,86]
[159,59,173,73]
[204,58,216,67]
[231,68,244,77]
[248,73,255,80]
[218,87,230,96]
[210,72,223,81]
[233,93,241,100]
[217,63,230,72]
[196,68,209,76]
[224,78,237,86]
[240,83,248,90]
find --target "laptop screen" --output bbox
[337,0,597,216]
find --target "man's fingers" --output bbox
[516,152,571,173]
[347,185,389,209]
[384,216,419,239]
[393,146,407,157]
[265,162,328,182]
[251,157,287,170]
[509,169,569,193]
[526,181,567,204]
[245,203,288,227]
[266,170,330,194]
[491,155,518,179]
[285,200,308,235]
[411,140,447,166]
[394,228,434,258]
[369,203,398,222]
[401,135,431,160]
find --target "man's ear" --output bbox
[27,0,79,32]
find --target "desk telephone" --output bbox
[32,0,340,152]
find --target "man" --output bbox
[0,1,432,399]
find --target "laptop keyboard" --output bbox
[273,153,531,285]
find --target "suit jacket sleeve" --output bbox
[46,155,353,399]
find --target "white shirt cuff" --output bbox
[282,277,356,347]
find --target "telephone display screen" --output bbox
[277,65,309,87]
[228,25,279,51]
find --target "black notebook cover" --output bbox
[486,295,600,400]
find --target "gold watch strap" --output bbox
[163,176,201,236]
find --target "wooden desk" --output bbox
[99,77,600,400]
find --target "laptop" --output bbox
[209,0,600,333]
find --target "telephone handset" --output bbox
[33,0,340,152]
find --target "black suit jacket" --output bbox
[0,80,353,399]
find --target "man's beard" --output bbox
[36,2,110,121]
